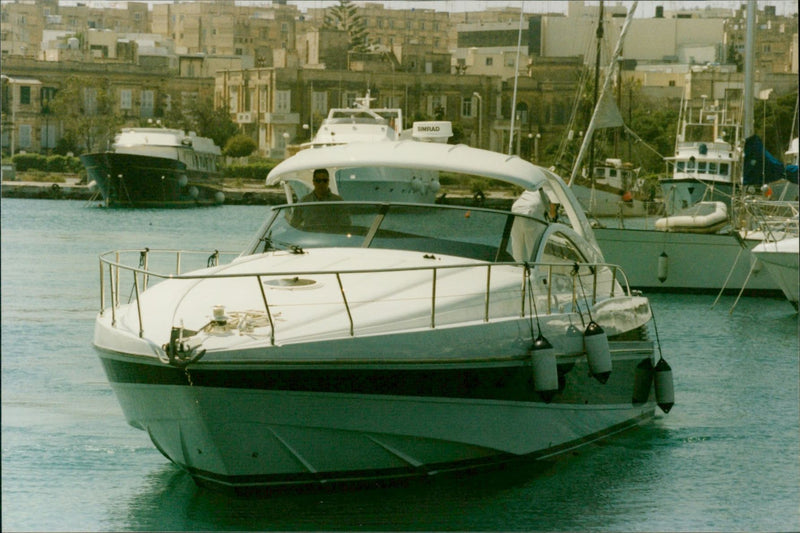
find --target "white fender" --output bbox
[658,252,669,283]
[530,334,558,402]
[584,320,612,383]
[654,358,674,413]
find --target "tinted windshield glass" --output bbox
[244,202,546,263]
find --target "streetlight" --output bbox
[472,92,482,149]
[527,132,541,163]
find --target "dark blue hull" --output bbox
[80,152,224,208]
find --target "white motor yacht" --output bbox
[292,92,445,203]
[94,141,673,493]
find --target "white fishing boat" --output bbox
[571,159,656,217]
[94,140,673,493]
[660,95,741,216]
[293,92,444,203]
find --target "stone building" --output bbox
[1,0,796,160]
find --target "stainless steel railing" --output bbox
[99,248,634,343]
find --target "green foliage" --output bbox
[48,75,124,153]
[450,122,465,145]
[11,153,81,172]
[53,131,81,156]
[162,93,238,149]
[224,162,275,180]
[46,154,82,172]
[754,90,798,161]
[223,134,258,158]
[11,153,44,171]
[324,0,369,52]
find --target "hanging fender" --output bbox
[584,320,612,384]
[658,252,669,283]
[654,358,674,413]
[530,334,559,403]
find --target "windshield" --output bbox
[243,202,553,263]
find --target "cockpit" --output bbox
[242,202,596,266]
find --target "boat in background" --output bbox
[742,134,799,202]
[300,92,404,149]
[94,139,673,493]
[751,235,799,310]
[660,94,741,215]
[572,158,659,217]
[289,92,444,203]
[80,127,224,208]
[737,195,799,310]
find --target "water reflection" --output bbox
[117,458,566,531]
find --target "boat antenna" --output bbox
[507,2,525,155]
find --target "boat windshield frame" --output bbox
[242,201,554,263]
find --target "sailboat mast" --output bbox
[743,0,755,139]
[508,5,525,155]
[569,1,638,186]
[589,0,604,182]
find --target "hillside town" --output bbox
[1,0,798,167]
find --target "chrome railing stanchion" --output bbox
[99,259,105,316]
[336,273,354,336]
[520,265,527,317]
[430,268,437,328]
[133,271,143,338]
[571,267,576,311]
[142,249,149,291]
[611,266,618,297]
[109,263,116,327]
[114,251,120,308]
[484,265,491,322]
[256,275,276,346]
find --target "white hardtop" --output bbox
[269,141,547,191]
[113,127,222,155]
[267,141,597,246]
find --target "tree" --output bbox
[754,91,798,160]
[49,76,124,153]
[324,0,369,52]
[163,93,238,149]
[223,134,257,158]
